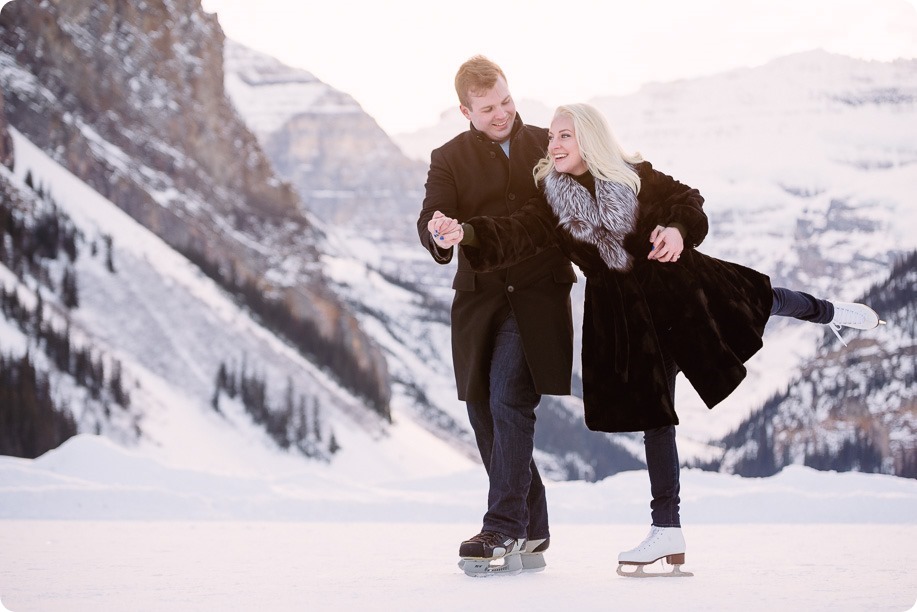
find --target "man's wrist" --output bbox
[432,236,452,261]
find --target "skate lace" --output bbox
[828,322,848,347]
[636,526,665,551]
[468,531,508,547]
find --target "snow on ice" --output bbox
[0,434,915,611]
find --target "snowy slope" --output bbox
[1,127,473,483]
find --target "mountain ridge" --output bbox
[1,2,913,481]
[0,0,392,416]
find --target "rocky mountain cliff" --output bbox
[0,86,10,168]
[223,41,426,239]
[0,0,390,414]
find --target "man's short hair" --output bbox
[454,55,507,109]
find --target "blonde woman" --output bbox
[436,103,882,576]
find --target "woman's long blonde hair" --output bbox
[533,103,643,193]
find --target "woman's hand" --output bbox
[428,210,464,247]
[648,225,683,263]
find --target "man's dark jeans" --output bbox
[466,314,549,541]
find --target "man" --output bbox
[417,56,576,576]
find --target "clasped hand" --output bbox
[428,210,464,248]
[648,225,683,263]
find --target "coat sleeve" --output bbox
[461,195,560,272]
[417,147,458,264]
[638,161,709,247]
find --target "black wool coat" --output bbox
[463,161,774,432]
[417,115,577,402]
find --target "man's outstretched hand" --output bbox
[428,210,464,248]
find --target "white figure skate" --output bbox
[616,526,693,578]
[827,301,885,346]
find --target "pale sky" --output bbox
[209,1,917,134]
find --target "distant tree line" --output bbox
[0,285,131,409]
[0,172,130,457]
[2,170,118,308]
[1,194,80,301]
[0,351,77,458]
[368,264,449,325]
[803,433,885,474]
[180,244,389,419]
[696,251,917,479]
[212,359,340,459]
[534,395,645,481]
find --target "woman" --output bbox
[428,103,883,577]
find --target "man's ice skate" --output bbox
[827,301,886,346]
[521,537,549,572]
[616,526,693,578]
[457,531,525,577]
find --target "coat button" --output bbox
[489,151,496,158]
[507,285,515,293]
[508,193,516,201]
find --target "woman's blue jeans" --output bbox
[646,287,832,527]
[466,314,549,541]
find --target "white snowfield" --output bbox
[0,434,915,611]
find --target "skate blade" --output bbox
[460,553,545,573]
[460,553,524,577]
[521,552,546,572]
[616,562,693,578]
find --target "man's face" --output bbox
[460,76,516,143]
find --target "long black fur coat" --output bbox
[463,161,774,433]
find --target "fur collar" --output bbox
[543,171,638,271]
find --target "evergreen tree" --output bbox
[296,395,310,443]
[0,351,77,458]
[61,266,79,309]
[104,235,116,273]
[328,430,340,455]
[312,398,322,443]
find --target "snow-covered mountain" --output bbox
[0,0,626,482]
[0,0,391,422]
[1,0,913,483]
[705,252,916,478]
[381,50,917,471]
[223,41,426,238]
[0,0,462,480]
[580,51,917,470]
[0,126,477,481]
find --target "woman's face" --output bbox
[548,114,588,176]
